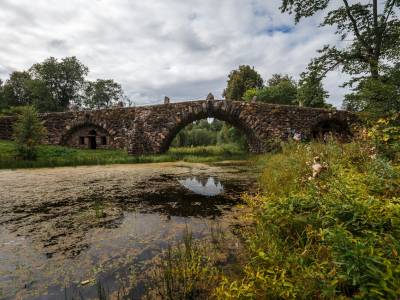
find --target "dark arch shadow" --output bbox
[159,108,262,153]
[311,118,352,141]
[60,122,112,146]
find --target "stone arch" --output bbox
[311,118,352,140]
[157,102,266,153]
[61,122,113,149]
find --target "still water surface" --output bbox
[0,162,256,299]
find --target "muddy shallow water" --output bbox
[0,162,258,299]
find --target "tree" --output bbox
[29,56,89,110]
[280,0,400,113]
[13,106,46,160]
[223,65,264,100]
[83,79,123,109]
[2,71,33,106]
[2,71,58,112]
[343,63,400,116]
[0,79,5,109]
[281,0,400,80]
[243,74,298,105]
[297,73,330,108]
[27,79,57,112]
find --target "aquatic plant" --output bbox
[145,228,219,299]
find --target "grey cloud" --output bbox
[0,0,347,107]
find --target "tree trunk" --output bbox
[370,58,380,78]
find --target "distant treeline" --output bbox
[171,119,246,149]
[0,56,131,113]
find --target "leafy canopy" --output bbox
[297,73,330,108]
[243,74,298,105]
[30,56,89,110]
[223,65,263,101]
[281,0,400,80]
[83,79,123,109]
[0,56,129,113]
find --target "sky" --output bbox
[0,0,348,107]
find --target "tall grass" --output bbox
[215,140,400,299]
[146,229,219,299]
[0,140,247,169]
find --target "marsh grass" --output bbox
[144,228,219,300]
[215,140,400,299]
[0,140,247,169]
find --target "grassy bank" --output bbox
[139,140,400,299]
[215,141,400,299]
[0,140,248,169]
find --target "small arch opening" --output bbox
[62,123,111,150]
[312,119,351,141]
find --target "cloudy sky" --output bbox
[0,0,348,107]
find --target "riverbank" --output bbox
[151,140,400,299]
[0,140,248,169]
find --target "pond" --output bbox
[0,162,258,299]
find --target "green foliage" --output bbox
[147,230,218,299]
[83,79,123,109]
[13,106,46,160]
[217,123,247,150]
[281,0,400,115]
[0,140,247,169]
[0,79,6,109]
[223,65,263,101]
[297,73,331,108]
[281,0,400,78]
[171,119,247,149]
[216,141,400,299]
[2,71,33,106]
[343,65,400,116]
[29,56,89,110]
[368,114,400,161]
[0,56,127,113]
[243,74,298,105]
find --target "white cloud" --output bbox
[0,0,348,107]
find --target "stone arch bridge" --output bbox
[0,100,357,155]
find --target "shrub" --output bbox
[216,141,400,299]
[368,113,400,162]
[13,106,46,160]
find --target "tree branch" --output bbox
[376,0,396,56]
[341,0,374,54]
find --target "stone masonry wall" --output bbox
[0,100,357,155]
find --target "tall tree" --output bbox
[281,0,400,117]
[2,71,33,106]
[29,56,89,110]
[281,0,400,80]
[0,79,5,108]
[83,79,123,109]
[297,73,330,108]
[223,65,264,100]
[343,63,400,115]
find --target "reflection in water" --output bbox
[178,176,224,196]
[0,166,256,300]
